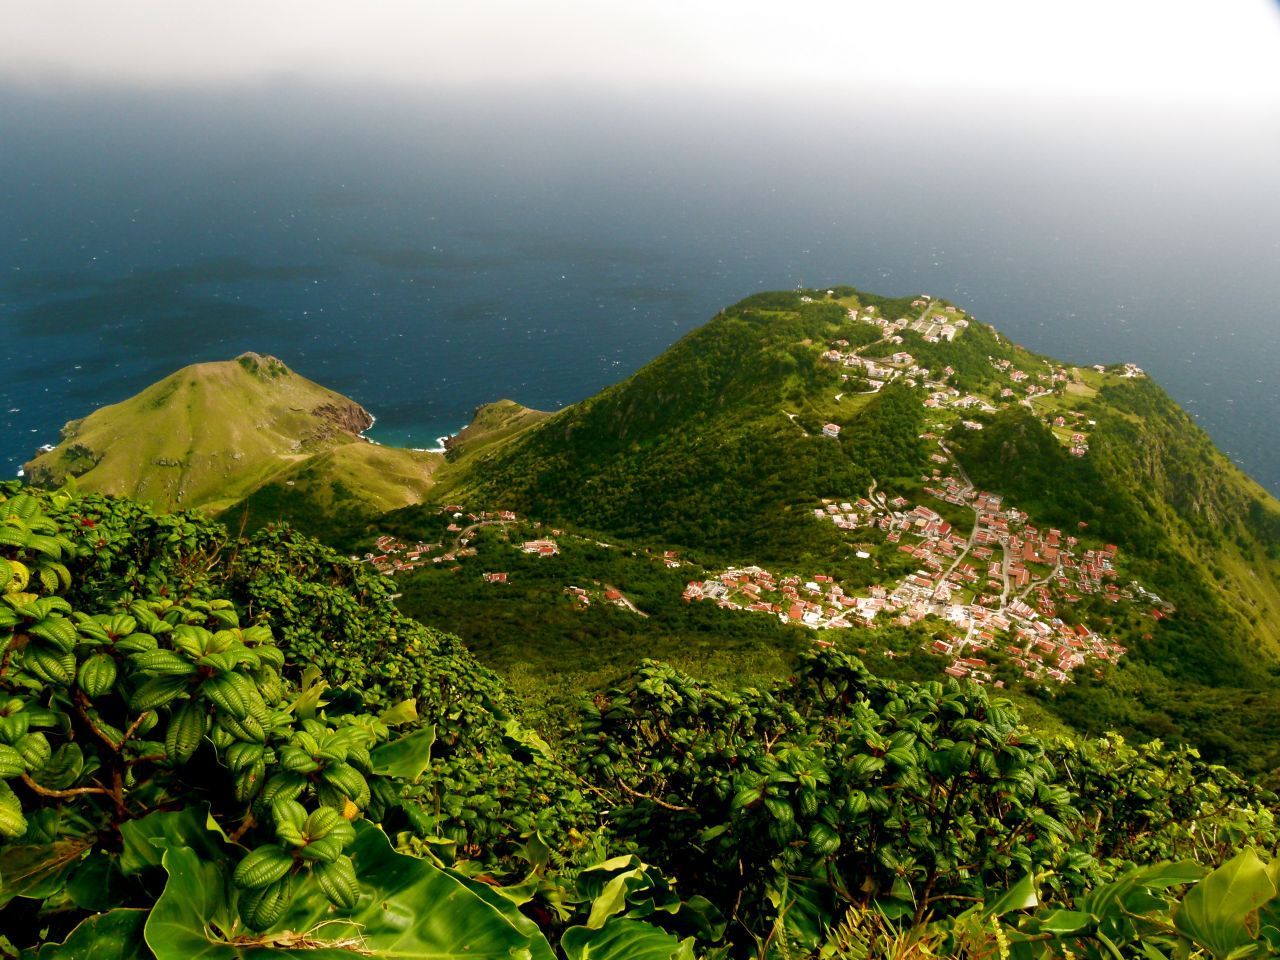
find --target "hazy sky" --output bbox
[4,1,1279,106]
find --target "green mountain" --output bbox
[23,352,440,515]
[22,288,1280,775]
[449,288,1280,648]
[412,287,1280,772]
[7,287,1280,957]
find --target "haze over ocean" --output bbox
[2,84,1279,492]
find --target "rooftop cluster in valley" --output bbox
[685,435,1170,686]
[356,505,522,573]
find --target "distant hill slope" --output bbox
[227,399,548,545]
[22,352,436,513]
[438,290,942,561]
[422,287,1280,769]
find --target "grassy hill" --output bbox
[224,440,444,539]
[22,352,438,515]
[229,398,550,547]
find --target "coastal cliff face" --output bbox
[307,401,375,445]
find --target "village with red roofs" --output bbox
[360,293,1165,690]
[685,294,1166,687]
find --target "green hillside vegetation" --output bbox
[22,353,437,517]
[228,399,549,548]
[226,440,443,541]
[443,399,552,465]
[438,292,929,563]
[379,287,1280,780]
[950,390,1280,773]
[4,483,1280,959]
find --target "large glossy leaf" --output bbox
[1174,849,1277,959]
[368,724,435,780]
[143,847,358,960]
[66,850,139,911]
[985,872,1038,917]
[143,847,252,960]
[119,806,230,875]
[583,858,650,929]
[442,866,557,960]
[35,908,150,960]
[0,838,92,906]
[270,821,552,958]
[562,918,695,960]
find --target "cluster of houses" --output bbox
[850,296,969,344]
[1048,413,1093,457]
[564,584,630,610]
[1090,362,1145,379]
[923,388,997,415]
[689,440,1167,686]
[683,566,865,630]
[521,539,560,557]
[357,534,447,574]
[361,506,527,575]
[821,341,952,397]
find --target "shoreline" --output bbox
[365,419,463,455]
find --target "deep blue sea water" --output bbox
[2,84,1278,493]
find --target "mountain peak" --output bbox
[234,351,290,378]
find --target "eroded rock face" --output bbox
[307,401,375,445]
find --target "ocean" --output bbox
[2,83,1278,493]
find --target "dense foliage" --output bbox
[575,654,1280,955]
[0,485,704,958]
[451,295,927,562]
[3,483,1280,957]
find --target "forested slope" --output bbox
[4,482,1280,958]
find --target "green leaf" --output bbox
[586,866,648,929]
[368,724,435,780]
[35,908,149,960]
[985,872,1038,917]
[67,850,137,911]
[143,846,257,960]
[289,677,328,721]
[442,866,558,960]
[378,698,419,727]
[1174,849,1277,958]
[0,839,92,907]
[1035,909,1095,934]
[30,616,79,653]
[562,918,695,960]
[119,806,230,876]
[271,821,557,958]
